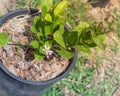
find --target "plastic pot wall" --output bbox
[0,8,78,96]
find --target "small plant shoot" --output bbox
[30,0,106,60]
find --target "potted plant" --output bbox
[0,0,105,96]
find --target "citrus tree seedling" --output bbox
[30,0,106,60]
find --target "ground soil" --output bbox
[84,0,120,95]
[0,0,15,15]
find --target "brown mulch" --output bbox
[0,0,16,14]
[0,15,69,81]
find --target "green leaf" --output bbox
[58,15,66,18]
[54,0,68,16]
[34,46,45,60]
[66,32,78,47]
[45,14,52,22]
[79,29,97,47]
[59,25,64,34]
[0,33,9,47]
[41,0,52,11]
[56,48,74,59]
[34,51,45,60]
[74,45,92,55]
[30,40,39,49]
[31,26,37,33]
[33,16,44,31]
[56,17,66,24]
[53,31,66,48]
[42,6,47,18]
[39,26,45,37]
[96,34,105,43]
[37,32,42,38]
[93,33,105,48]
[34,16,41,26]
[45,25,51,36]
[73,22,89,35]
[34,19,45,37]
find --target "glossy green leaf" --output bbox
[54,0,68,16]
[31,26,37,33]
[0,33,9,47]
[74,45,92,55]
[30,40,39,49]
[93,33,105,48]
[38,26,45,38]
[37,32,42,38]
[77,27,97,47]
[34,16,40,26]
[67,32,78,47]
[45,25,51,36]
[34,46,45,60]
[54,31,66,48]
[56,17,66,24]
[56,48,74,59]
[73,22,89,35]
[96,34,105,43]
[34,51,45,60]
[34,20,45,37]
[42,6,47,18]
[44,21,54,36]
[59,25,64,34]
[58,15,66,18]
[33,16,43,31]
[45,14,52,22]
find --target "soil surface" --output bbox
[0,0,15,15]
[83,0,120,96]
[0,15,69,81]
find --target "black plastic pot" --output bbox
[0,8,78,96]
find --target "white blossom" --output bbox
[43,45,53,58]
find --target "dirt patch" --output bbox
[88,0,110,8]
[0,0,16,15]
[0,15,70,81]
[87,0,120,95]
[88,0,119,25]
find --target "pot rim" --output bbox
[0,8,78,86]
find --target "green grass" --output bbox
[16,0,40,8]
[16,0,61,8]
[67,0,92,28]
[115,10,120,38]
